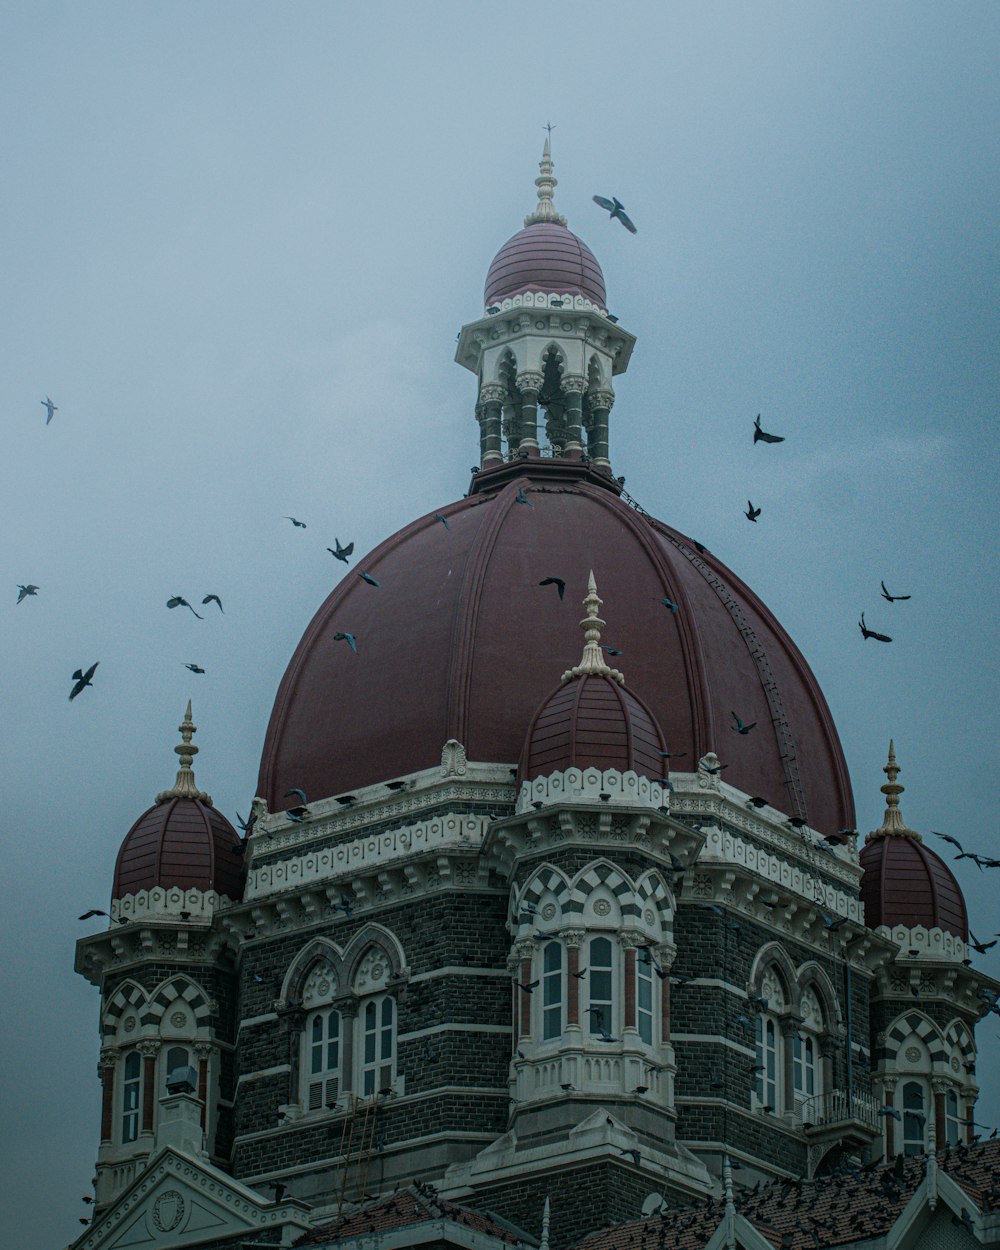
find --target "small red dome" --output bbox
[859,836,967,940]
[113,797,244,902]
[484,222,606,309]
[519,673,667,784]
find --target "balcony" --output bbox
[798,1088,880,1157]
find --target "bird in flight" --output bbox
[333,631,357,653]
[661,597,679,613]
[41,396,58,424]
[16,584,39,604]
[167,596,203,619]
[328,538,353,562]
[731,712,757,735]
[358,571,380,587]
[515,488,533,506]
[78,908,128,924]
[284,516,307,528]
[434,514,450,530]
[859,613,892,643]
[745,501,761,522]
[539,577,566,600]
[753,414,784,444]
[593,195,638,234]
[184,663,206,674]
[699,760,729,776]
[69,662,99,701]
[600,645,623,656]
[202,594,224,613]
[880,581,911,602]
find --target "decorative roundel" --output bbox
[371,965,385,980]
[542,903,557,921]
[593,899,612,917]
[905,1046,921,1063]
[317,979,331,997]
[170,1011,187,1028]
[952,1057,960,1072]
[644,909,655,926]
[152,1190,185,1232]
[123,1017,136,1033]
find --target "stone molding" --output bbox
[111,887,231,923]
[517,767,670,814]
[877,924,967,963]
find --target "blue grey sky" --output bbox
[2,4,998,1246]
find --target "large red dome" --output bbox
[258,461,854,835]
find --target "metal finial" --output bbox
[562,571,625,684]
[866,738,918,842]
[524,133,567,228]
[156,701,212,804]
[723,1157,736,1250]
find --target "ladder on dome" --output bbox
[334,1092,382,1215]
[619,488,809,823]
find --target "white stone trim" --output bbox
[878,924,967,962]
[235,1063,291,1087]
[112,887,234,922]
[517,768,670,814]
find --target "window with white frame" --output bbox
[587,936,615,1037]
[945,1088,962,1147]
[541,941,563,1041]
[636,953,654,1045]
[360,995,395,1096]
[753,968,786,1112]
[300,959,342,1111]
[121,1051,141,1144]
[793,987,823,1108]
[901,1079,927,1155]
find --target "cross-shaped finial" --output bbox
[544,121,555,136]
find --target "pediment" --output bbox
[75,1147,310,1250]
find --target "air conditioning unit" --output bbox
[166,1065,198,1095]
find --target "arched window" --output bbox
[793,988,823,1110]
[945,1088,961,1147]
[163,1045,192,1092]
[542,942,563,1041]
[587,937,614,1037]
[636,955,654,1046]
[121,1052,141,1144]
[360,995,395,1096]
[755,1016,779,1111]
[305,1008,341,1111]
[902,1080,926,1155]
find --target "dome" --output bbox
[258,461,855,836]
[858,743,967,940]
[113,704,244,902]
[113,797,244,902]
[484,222,607,311]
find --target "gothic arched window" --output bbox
[636,953,654,1046]
[542,942,563,1041]
[902,1079,926,1155]
[121,1052,141,1144]
[360,996,395,1096]
[753,968,787,1113]
[945,1088,961,1147]
[587,936,615,1037]
[300,958,342,1112]
[793,987,824,1110]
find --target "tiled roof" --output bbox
[296,1186,530,1246]
[573,1139,1000,1249]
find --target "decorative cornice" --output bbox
[156,701,212,805]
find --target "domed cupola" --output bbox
[859,742,968,940]
[112,702,244,910]
[456,139,635,471]
[519,573,668,784]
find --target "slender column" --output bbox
[561,376,585,458]
[99,1051,117,1143]
[518,956,534,1039]
[195,1043,213,1131]
[884,1078,897,1156]
[587,388,614,469]
[621,933,641,1032]
[658,942,676,1044]
[563,930,584,1028]
[138,1041,159,1134]
[516,371,543,455]
[965,1095,976,1145]
[478,384,505,467]
[780,1021,797,1116]
[501,399,518,459]
[931,1080,948,1151]
[340,1001,358,1094]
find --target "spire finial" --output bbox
[866,738,918,841]
[524,131,567,227]
[561,571,625,684]
[156,701,212,804]
[539,1196,551,1250]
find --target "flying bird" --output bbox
[932,831,964,851]
[859,613,892,643]
[16,584,39,603]
[41,396,58,424]
[333,631,357,652]
[328,538,354,562]
[202,594,224,612]
[880,581,911,602]
[515,488,533,506]
[970,932,998,954]
[284,788,308,806]
[592,195,638,234]
[358,571,380,588]
[167,596,203,619]
[184,663,206,674]
[69,662,99,701]
[731,712,757,735]
[434,514,450,530]
[600,645,622,656]
[78,909,109,920]
[660,597,679,613]
[753,414,785,444]
[745,501,761,522]
[699,761,729,775]
[284,516,307,528]
[539,577,566,599]
[619,1147,642,1166]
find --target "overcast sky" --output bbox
[2,4,998,1247]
